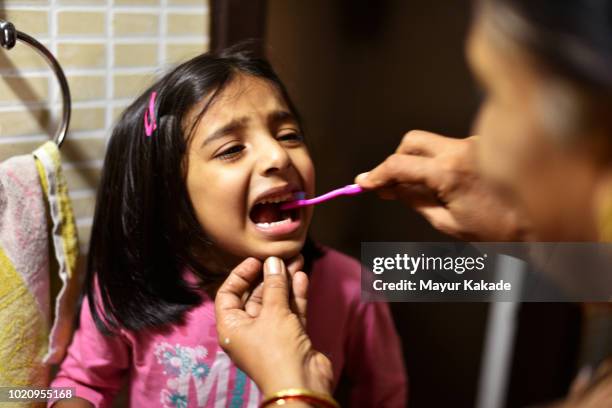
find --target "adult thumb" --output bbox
[262,256,290,309]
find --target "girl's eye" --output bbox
[216,145,245,161]
[278,132,304,143]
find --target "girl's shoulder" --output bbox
[310,246,362,287]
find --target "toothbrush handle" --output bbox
[281,184,363,210]
[321,183,363,199]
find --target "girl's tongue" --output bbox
[250,203,294,224]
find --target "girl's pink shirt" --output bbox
[49,248,408,407]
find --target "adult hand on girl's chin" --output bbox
[242,255,305,319]
[215,256,334,397]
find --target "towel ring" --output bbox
[0,19,71,148]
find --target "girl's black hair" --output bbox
[86,45,322,334]
[484,0,612,93]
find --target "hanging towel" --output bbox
[33,141,79,365]
[0,148,50,390]
[0,141,79,392]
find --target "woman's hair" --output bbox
[482,0,612,92]
[86,45,322,334]
[480,0,612,141]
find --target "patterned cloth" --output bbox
[49,248,408,408]
[33,142,80,365]
[0,141,80,403]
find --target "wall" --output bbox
[0,0,209,265]
[265,1,487,406]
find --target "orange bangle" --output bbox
[260,388,340,408]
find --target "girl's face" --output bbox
[185,75,315,261]
[466,14,602,240]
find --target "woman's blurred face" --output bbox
[466,13,601,240]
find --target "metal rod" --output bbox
[476,256,526,408]
[0,19,71,148]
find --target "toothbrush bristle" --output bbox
[294,191,306,200]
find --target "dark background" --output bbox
[212,1,582,406]
[265,2,488,407]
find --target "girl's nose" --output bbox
[257,138,291,176]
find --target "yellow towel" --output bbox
[0,141,79,402]
[33,141,80,365]
[0,149,50,404]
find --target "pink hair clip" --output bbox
[144,91,157,137]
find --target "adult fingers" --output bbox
[569,366,594,396]
[595,359,612,379]
[376,186,398,200]
[377,183,442,207]
[416,205,462,238]
[355,154,442,191]
[216,258,263,313]
[245,282,264,317]
[245,254,304,317]
[395,130,457,156]
[262,257,290,309]
[292,271,309,327]
[286,254,305,278]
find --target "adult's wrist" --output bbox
[260,388,339,408]
[260,374,310,397]
[259,369,332,398]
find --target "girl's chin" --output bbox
[249,240,305,261]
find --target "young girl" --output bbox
[49,48,407,408]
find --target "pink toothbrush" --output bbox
[280,184,364,210]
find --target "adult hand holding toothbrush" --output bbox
[355,130,528,242]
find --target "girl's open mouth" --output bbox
[249,192,302,237]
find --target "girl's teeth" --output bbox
[258,193,293,205]
[256,218,292,228]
